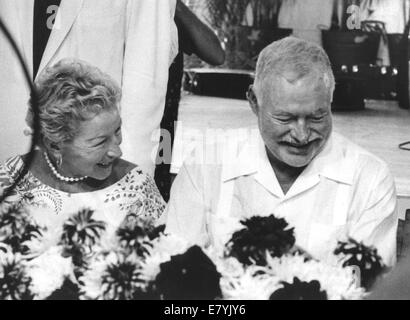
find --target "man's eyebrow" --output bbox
[271,110,294,116]
[312,108,329,115]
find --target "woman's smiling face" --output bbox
[58,108,123,181]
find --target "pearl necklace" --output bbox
[43,152,87,183]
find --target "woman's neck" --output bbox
[26,150,106,193]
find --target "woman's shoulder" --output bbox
[103,159,165,217]
[0,155,25,186]
[111,158,147,183]
[114,158,137,174]
[109,159,162,196]
[0,155,44,206]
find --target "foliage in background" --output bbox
[205,0,285,29]
[200,0,288,69]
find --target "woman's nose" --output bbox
[107,141,122,159]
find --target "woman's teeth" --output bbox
[98,162,111,167]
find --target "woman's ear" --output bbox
[247,85,259,116]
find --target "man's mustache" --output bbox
[280,139,320,147]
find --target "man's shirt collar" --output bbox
[221,130,355,189]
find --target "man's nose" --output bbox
[290,120,310,144]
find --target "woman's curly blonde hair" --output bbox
[27,58,121,147]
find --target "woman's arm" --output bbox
[175,0,225,66]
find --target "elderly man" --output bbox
[163,37,398,266]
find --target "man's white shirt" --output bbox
[164,130,398,266]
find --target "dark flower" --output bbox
[0,254,34,300]
[270,277,327,300]
[61,209,106,248]
[59,209,106,277]
[132,281,160,300]
[101,252,145,300]
[116,213,154,257]
[46,277,81,300]
[147,224,165,241]
[61,243,90,279]
[334,238,387,290]
[0,204,42,254]
[226,215,295,266]
[155,245,222,300]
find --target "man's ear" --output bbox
[247,85,259,115]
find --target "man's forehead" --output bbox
[263,77,327,101]
[279,70,307,84]
[270,103,330,115]
[261,79,331,112]
[270,72,326,90]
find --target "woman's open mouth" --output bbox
[97,162,113,169]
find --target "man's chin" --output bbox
[281,154,315,168]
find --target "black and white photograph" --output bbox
[0,0,410,303]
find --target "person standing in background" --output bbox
[0,0,178,176]
[154,0,225,201]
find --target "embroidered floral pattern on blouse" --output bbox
[1,157,164,221]
[0,156,63,214]
[28,185,63,215]
[104,168,165,219]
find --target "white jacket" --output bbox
[0,0,178,175]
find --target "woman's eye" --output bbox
[94,139,106,147]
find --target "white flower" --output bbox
[151,233,190,256]
[95,227,120,253]
[26,246,74,300]
[205,247,244,278]
[206,249,278,300]
[208,215,244,253]
[0,243,13,260]
[264,254,366,300]
[25,202,60,227]
[221,266,282,300]
[0,246,20,276]
[139,234,191,282]
[138,254,162,284]
[22,226,62,259]
[80,251,122,300]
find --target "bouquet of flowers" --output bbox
[0,202,388,300]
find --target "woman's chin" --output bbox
[89,165,113,181]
